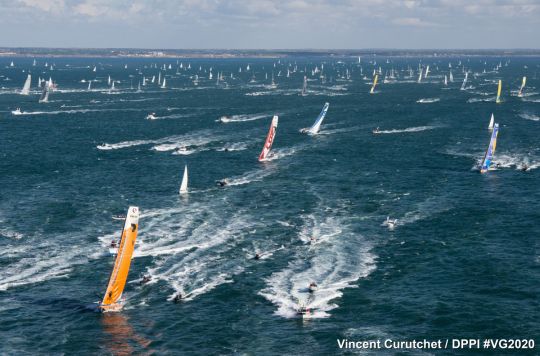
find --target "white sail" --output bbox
[449,70,454,82]
[88,81,92,91]
[21,74,31,95]
[518,76,526,97]
[305,102,329,134]
[444,75,448,86]
[425,65,430,78]
[460,72,468,90]
[488,113,494,130]
[179,165,188,194]
[161,78,166,88]
[137,81,141,92]
[108,75,111,86]
[301,76,307,96]
[417,69,423,83]
[39,84,49,103]
[158,72,161,85]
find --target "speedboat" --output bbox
[146,112,157,120]
[11,108,22,115]
[112,215,126,220]
[308,282,318,293]
[219,116,230,123]
[382,216,397,230]
[372,127,381,134]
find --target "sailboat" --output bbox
[460,72,468,90]
[417,69,423,83]
[301,76,307,96]
[425,65,430,78]
[136,81,141,92]
[496,80,502,103]
[258,116,278,161]
[480,123,499,174]
[449,70,454,82]
[444,75,448,86]
[161,78,167,89]
[98,206,140,312]
[517,76,526,97]
[38,84,49,103]
[88,81,92,91]
[488,113,494,130]
[108,75,111,86]
[370,74,378,94]
[21,74,31,95]
[301,102,329,135]
[179,165,188,194]
[158,72,161,85]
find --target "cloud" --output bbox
[392,17,438,27]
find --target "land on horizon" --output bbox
[2,47,540,59]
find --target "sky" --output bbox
[0,0,539,49]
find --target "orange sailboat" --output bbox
[99,206,140,312]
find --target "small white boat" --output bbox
[382,216,397,229]
[308,282,318,293]
[146,113,157,120]
[11,108,22,115]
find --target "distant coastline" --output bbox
[1,47,540,59]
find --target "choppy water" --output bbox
[0,56,539,354]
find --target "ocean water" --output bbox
[0,56,539,354]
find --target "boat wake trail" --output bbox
[416,98,440,104]
[376,126,438,134]
[519,113,540,122]
[217,113,270,123]
[260,206,376,319]
[138,203,259,302]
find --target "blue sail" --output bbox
[307,102,329,134]
[480,123,499,173]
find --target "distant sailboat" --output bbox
[488,113,494,130]
[258,116,278,161]
[136,81,141,92]
[302,102,329,135]
[460,72,468,90]
[98,206,140,312]
[179,165,188,194]
[425,65,430,78]
[370,74,378,94]
[108,75,111,86]
[38,84,50,103]
[449,70,454,82]
[417,69,423,83]
[158,72,161,85]
[161,78,166,89]
[480,123,499,174]
[93,66,97,72]
[88,81,92,91]
[517,76,526,97]
[444,75,448,86]
[21,74,31,95]
[496,80,502,103]
[301,76,307,96]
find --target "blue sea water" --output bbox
[0,55,539,355]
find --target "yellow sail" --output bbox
[496,79,502,103]
[100,206,140,312]
[370,74,378,94]
[518,76,526,97]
